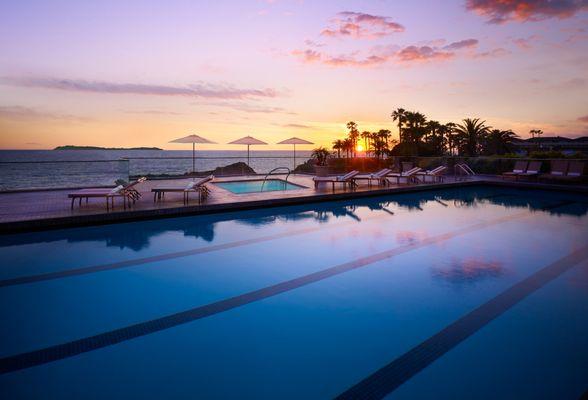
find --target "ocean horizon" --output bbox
[0,149,313,191]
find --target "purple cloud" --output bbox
[0,106,90,123]
[443,38,479,50]
[465,0,588,24]
[578,115,588,123]
[0,77,280,100]
[321,11,404,39]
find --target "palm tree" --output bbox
[361,131,371,155]
[403,111,427,144]
[346,121,359,157]
[454,118,491,156]
[332,139,344,158]
[391,108,406,143]
[342,138,353,158]
[484,129,519,155]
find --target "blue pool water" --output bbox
[215,179,304,194]
[0,185,587,399]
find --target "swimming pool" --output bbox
[0,185,587,399]
[215,179,305,194]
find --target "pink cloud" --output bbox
[396,46,455,62]
[292,37,508,67]
[0,77,280,100]
[443,38,479,50]
[472,47,512,58]
[465,0,588,24]
[579,115,588,123]
[320,11,404,39]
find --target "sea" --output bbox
[0,150,312,191]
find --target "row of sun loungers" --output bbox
[313,166,448,190]
[68,176,214,210]
[68,177,147,210]
[502,160,585,182]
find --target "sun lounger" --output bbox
[313,170,359,190]
[68,177,147,210]
[540,160,568,181]
[387,167,422,184]
[517,161,542,180]
[416,166,447,183]
[502,161,528,180]
[353,168,393,187]
[152,175,213,204]
[553,161,585,182]
[401,162,414,172]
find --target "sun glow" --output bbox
[356,144,364,152]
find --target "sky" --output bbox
[0,0,587,150]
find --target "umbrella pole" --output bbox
[247,144,250,170]
[293,144,296,170]
[192,142,195,177]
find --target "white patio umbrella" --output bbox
[169,134,216,175]
[277,137,314,169]
[228,135,268,166]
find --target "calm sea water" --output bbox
[0,150,312,191]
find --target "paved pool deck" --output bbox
[0,174,586,233]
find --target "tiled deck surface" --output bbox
[0,174,585,232]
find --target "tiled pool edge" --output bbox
[1,179,586,234]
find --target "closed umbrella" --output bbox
[228,136,268,167]
[169,134,216,175]
[277,137,314,169]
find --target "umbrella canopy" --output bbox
[228,135,267,167]
[277,137,314,169]
[169,134,216,175]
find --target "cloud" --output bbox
[472,47,512,58]
[201,101,297,115]
[396,46,455,62]
[320,11,404,39]
[0,106,90,123]
[443,38,479,50]
[0,77,280,100]
[304,39,326,48]
[292,38,494,67]
[579,115,588,123]
[465,0,588,24]
[512,36,535,49]
[280,123,312,129]
[122,110,185,116]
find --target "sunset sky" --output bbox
[0,0,587,150]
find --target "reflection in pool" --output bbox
[0,185,587,399]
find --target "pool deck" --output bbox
[0,174,586,233]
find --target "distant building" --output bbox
[512,136,588,155]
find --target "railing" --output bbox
[0,156,310,191]
[0,159,130,191]
[1,154,586,192]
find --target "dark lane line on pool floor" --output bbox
[0,198,573,289]
[0,202,572,375]
[335,246,588,400]
[0,212,387,288]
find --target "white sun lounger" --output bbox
[313,170,359,191]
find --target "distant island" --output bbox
[54,145,163,151]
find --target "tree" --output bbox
[332,139,344,158]
[403,111,427,144]
[391,108,406,143]
[530,129,543,139]
[454,118,491,156]
[361,131,371,155]
[346,121,360,157]
[342,138,353,158]
[483,129,519,155]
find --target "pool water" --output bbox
[215,179,304,194]
[0,185,587,399]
